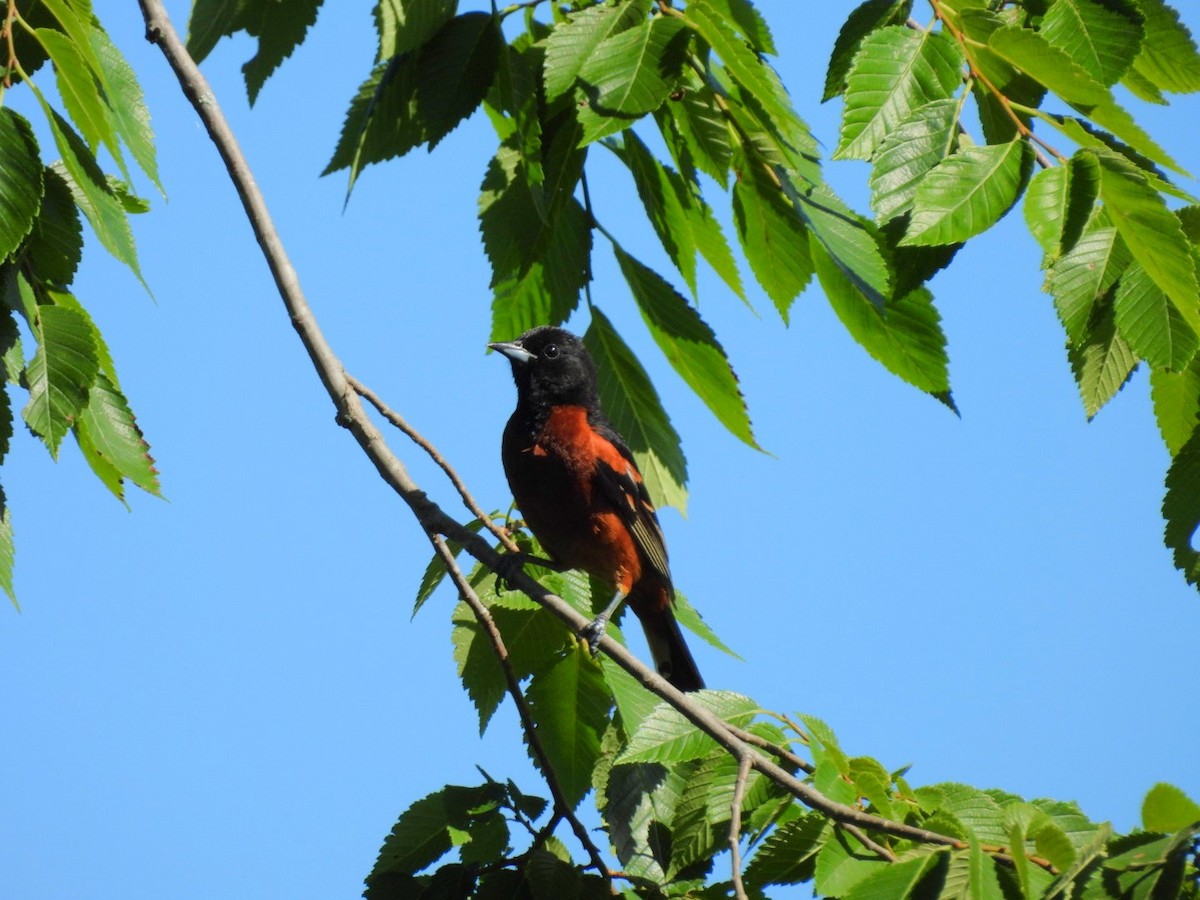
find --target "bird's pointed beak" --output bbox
[488,340,536,364]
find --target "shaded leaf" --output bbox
[21,302,99,457]
[1046,223,1129,344]
[416,12,502,149]
[731,164,813,321]
[525,646,611,811]
[76,372,161,502]
[823,0,913,101]
[615,246,758,448]
[0,109,44,264]
[583,308,687,513]
[575,15,688,145]
[1023,152,1098,262]
[374,0,457,60]
[1130,0,1200,94]
[813,242,952,401]
[543,0,651,101]
[1114,262,1198,371]
[1068,298,1138,419]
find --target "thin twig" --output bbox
[430,535,613,885]
[347,373,519,553]
[725,723,814,775]
[729,753,752,900]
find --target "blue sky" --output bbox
[2,3,1198,897]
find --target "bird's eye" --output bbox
[543,344,559,359]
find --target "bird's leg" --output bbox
[581,591,627,655]
[494,551,567,592]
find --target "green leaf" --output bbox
[575,15,688,145]
[1142,783,1200,833]
[929,783,1010,846]
[412,520,487,617]
[1097,155,1200,332]
[672,589,740,660]
[367,782,505,883]
[869,98,958,224]
[454,597,573,733]
[75,372,161,501]
[614,245,759,448]
[656,77,733,188]
[1130,0,1200,94]
[374,0,457,60]
[940,843,1005,900]
[902,138,1033,247]
[24,167,84,289]
[1068,298,1138,419]
[543,0,650,101]
[35,27,121,172]
[1046,224,1130,344]
[989,26,1185,175]
[1114,262,1199,371]
[843,850,942,900]
[89,24,162,195]
[823,0,913,101]
[618,690,756,764]
[731,165,813,321]
[602,756,686,883]
[583,308,687,513]
[1150,360,1200,455]
[1023,152,1099,261]
[812,243,952,401]
[784,177,892,309]
[0,486,14,608]
[41,106,143,287]
[834,26,963,162]
[415,12,502,149]
[743,813,829,887]
[525,647,612,810]
[0,109,44,264]
[323,57,422,190]
[814,831,888,897]
[21,302,99,457]
[1040,0,1143,86]
[620,132,698,295]
[185,0,242,63]
[698,0,776,55]
[245,0,322,105]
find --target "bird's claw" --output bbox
[581,614,609,656]
[493,552,527,593]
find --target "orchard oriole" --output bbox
[489,326,704,692]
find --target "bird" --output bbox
[489,325,704,692]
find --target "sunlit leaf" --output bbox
[902,138,1033,247]
[834,26,963,162]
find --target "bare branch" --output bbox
[348,373,519,553]
[429,535,612,883]
[729,753,752,900]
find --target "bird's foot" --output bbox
[493,552,528,592]
[581,614,609,656]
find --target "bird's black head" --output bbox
[489,326,599,409]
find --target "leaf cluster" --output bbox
[372,533,1200,897]
[0,0,163,605]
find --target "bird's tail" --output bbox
[637,605,705,692]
